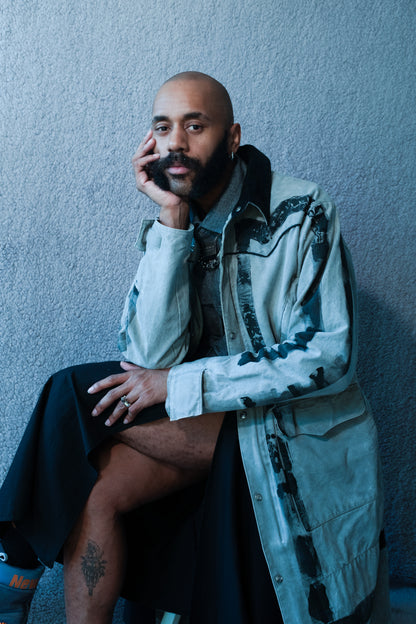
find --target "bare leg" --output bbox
[115,411,226,469]
[64,412,224,624]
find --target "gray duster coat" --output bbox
[119,146,390,623]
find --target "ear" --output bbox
[228,123,241,157]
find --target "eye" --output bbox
[154,125,169,134]
[186,123,203,133]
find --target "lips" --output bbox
[166,165,191,175]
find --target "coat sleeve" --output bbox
[118,219,197,369]
[166,199,357,420]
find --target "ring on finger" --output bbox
[120,395,131,408]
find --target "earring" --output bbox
[230,152,235,161]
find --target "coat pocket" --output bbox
[273,385,380,531]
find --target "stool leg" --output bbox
[160,612,181,624]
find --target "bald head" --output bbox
[156,71,234,128]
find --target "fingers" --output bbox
[103,388,142,427]
[116,394,144,426]
[88,365,146,426]
[94,382,146,427]
[87,372,128,394]
[132,133,158,166]
[120,361,139,371]
[134,129,153,154]
[132,130,160,191]
[132,129,154,158]
[132,131,191,218]
[87,366,169,427]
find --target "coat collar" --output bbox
[236,145,272,221]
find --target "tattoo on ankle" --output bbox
[81,540,107,596]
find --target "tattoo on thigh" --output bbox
[81,540,107,596]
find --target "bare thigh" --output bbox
[115,411,226,471]
[87,438,207,514]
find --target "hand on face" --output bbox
[88,361,169,427]
[132,130,190,229]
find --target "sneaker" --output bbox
[0,554,44,624]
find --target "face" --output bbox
[149,79,240,199]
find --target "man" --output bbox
[0,72,390,623]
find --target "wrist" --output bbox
[159,202,190,229]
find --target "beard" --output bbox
[148,132,230,200]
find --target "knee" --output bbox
[85,445,138,516]
[84,474,126,518]
[48,363,96,396]
[49,362,121,396]
[46,365,83,399]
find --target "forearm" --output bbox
[166,326,352,420]
[118,220,196,368]
[166,205,356,420]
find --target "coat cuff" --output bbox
[136,218,194,252]
[166,362,204,420]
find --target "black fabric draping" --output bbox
[0,362,282,621]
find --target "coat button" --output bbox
[275,575,283,585]
[229,331,236,340]
[254,493,263,501]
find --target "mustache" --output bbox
[157,152,201,171]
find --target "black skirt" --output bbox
[0,362,282,622]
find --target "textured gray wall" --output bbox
[1,0,415,621]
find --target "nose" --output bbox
[168,125,188,152]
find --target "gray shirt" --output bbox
[191,158,246,357]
